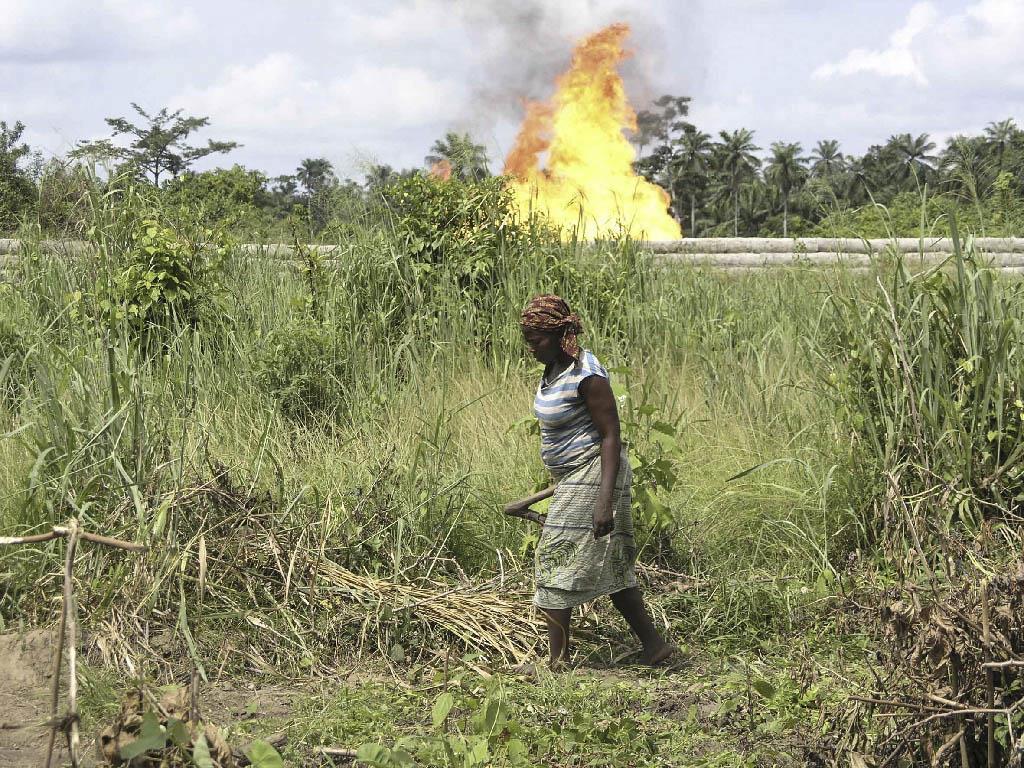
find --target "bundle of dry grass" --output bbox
[315,561,541,664]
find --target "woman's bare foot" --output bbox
[641,643,677,667]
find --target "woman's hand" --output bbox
[592,499,614,539]
[502,485,556,525]
[503,499,544,525]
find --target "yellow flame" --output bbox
[503,23,681,241]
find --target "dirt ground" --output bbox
[0,628,304,767]
[0,628,70,768]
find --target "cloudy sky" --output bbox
[3,0,1022,181]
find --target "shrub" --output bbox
[96,211,230,337]
[255,318,349,423]
[823,229,1024,550]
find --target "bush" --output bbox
[383,175,545,294]
[823,229,1024,549]
[95,208,230,337]
[35,160,95,237]
[255,318,350,423]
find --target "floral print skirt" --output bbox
[534,449,638,610]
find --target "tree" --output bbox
[887,132,937,188]
[425,132,489,181]
[364,163,399,195]
[633,94,692,158]
[810,140,844,180]
[633,109,663,157]
[714,128,760,236]
[296,158,336,196]
[162,165,270,227]
[983,119,1020,177]
[0,120,37,232]
[765,142,808,237]
[670,126,712,236]
[71,104,238,186]
[939,135,990,210]
[295,158,338,233]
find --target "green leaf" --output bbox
[390,748,416,767]
[119,711,166,759]
[725,458,790,483]
[166,717,190,747]
[752,679,777,699]
[355,743,392,766]
[389,643,406,662]
[246,740,284,768]
[506,738,528,763]
[468,737,490,766]
[191,733,214,768]
[651,420,676,436]
[432,691,454,728]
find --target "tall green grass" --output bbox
[0,177,861,662]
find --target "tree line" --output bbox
[2,98,1022,238]
[631,95,1024,237]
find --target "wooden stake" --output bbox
[65,521,81,768]
[44,519,80,768]
[982,579,995,768]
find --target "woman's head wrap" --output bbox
[520,294,583,358]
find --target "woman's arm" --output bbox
[579,375,621,538]
[503,484,556,525]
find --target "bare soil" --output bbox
[0,627,68,768]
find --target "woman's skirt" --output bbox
[534,448,638,610]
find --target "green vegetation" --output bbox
[4,102,1024,239]
[2,117,1024,763]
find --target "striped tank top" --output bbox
[534,349,608,473]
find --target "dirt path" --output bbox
[0,628,70,768]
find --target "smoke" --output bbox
[454,0,696,119]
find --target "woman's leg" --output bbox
[610,587,674,664]
[540,607,572,667]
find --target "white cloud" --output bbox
[345,0,444,44]
[173,53,463,139]
[813,1,935,85]
[813,0,1024,95]
[0,0,198,59]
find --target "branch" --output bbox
[0,526,146,551]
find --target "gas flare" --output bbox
[503,23,681,241]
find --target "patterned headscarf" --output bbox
[520,294,584,359]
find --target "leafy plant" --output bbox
[255,317,349,423]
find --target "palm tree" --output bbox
[810,140,844,179]
[425,132,489,181]
[737,178,772,235]
[296,157,335,195]
[843,156,872,205]
[364,163,398,193]
[886,133,937,188]
[670,127,712,236]
[765,142,808,237]
[939,135,990,208]
[983,119,1019,176]
[714,128,760,236]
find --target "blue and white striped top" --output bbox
[534,349,609,473]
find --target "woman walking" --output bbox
[505,294,674,668]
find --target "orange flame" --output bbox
[503,23,681,241]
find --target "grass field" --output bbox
[1,179,1021,765]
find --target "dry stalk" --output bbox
[982,578,995,768]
